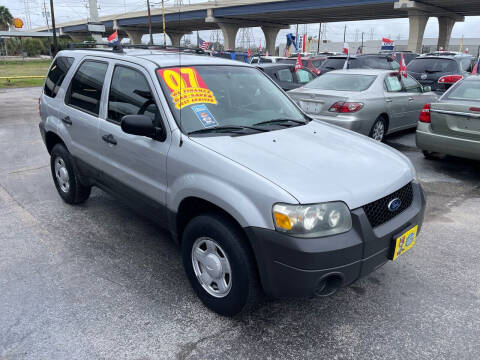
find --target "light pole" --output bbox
[162,0,166,46]
[147,0,154,45]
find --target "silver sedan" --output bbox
[288,69,438,141]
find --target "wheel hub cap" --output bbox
[191,237,232,298]
[54,157,70,193]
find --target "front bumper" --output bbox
[245,182,426,298]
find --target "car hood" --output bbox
[191,121,413,209]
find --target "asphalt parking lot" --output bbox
[1,87,480,360]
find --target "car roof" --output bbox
[58,48,249,68]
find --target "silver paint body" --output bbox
[40,50,416,232]
[288,69,438,137]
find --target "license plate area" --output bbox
[299,100,323,114]
[389,225,418,260]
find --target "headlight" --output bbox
[272,202,352,238]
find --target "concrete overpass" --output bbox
[33,0,480,53]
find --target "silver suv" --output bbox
[39,48,426,316]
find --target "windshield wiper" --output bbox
[188,125,269,136]
[253,118,308,127]
[424,70,442,73]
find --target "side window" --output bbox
[403,75,422,93]
[108,66,160,124]
[391,60,400,70]
[295,69,314,84]
[276,68,294,83]
[250,58,258,64]
[384,73,403,92]
[44,56,74,98]
[66,60,108,116]
[461,58,472,72]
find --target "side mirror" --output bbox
[423,85,432,93]
[121,115,165,141]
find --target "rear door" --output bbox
[97,61,172,223]
[401,75,429,128]
[383,72,409,130]
[430,80,480,141]
[62,57,109,170]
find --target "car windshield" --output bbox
[156,65,307,135]
[304,73,377,91]
[445,80,480,101]
[407,58,457,73]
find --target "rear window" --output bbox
[321,58,361,70]
[445,80,480,100]
[304,73,377,91]
[360,56,391,70]
[407,58,457,73]
[44,56,74,98]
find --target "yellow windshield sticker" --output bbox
[157,67,217,110]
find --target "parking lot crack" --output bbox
[176,326,238,360]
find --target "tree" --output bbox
[0,6,13,31]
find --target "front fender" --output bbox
[168,173,272,229]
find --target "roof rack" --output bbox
[66,42,207,55]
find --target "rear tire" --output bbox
[182,213,261,317]
[370,117,386,142]
[50,144,91,204]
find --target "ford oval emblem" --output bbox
[388,198,402,212]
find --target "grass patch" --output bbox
[0,59,51,88]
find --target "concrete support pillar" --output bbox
[125,30,144,45]
[218,23,239,50]
[261,26,281,55]
[167,33,185,47]
[407,12,429,53]
[437,16,456,50]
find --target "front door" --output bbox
[98,62,172,225]
[401,75,428,128]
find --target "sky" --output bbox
[3,0,480,45]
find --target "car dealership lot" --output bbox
[1,87,479,359]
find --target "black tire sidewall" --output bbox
[50,144,78,204]
[182,214,256,317]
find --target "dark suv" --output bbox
[407,53,474,93]
[318,54,399,75]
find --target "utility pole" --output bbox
[42,0,52,56]
[361,32,364,54]
[343,25,347,43]
[161,0,166,46]
[87,0,102,43]
[49,0,57,54]
[317,23,321,54]
[147,0,154,45]
[295,24,299,51]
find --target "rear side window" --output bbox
[276,69,293,82]
[66,60,108,116]
[108,66,160,123]
[407,58,457,73]
[403,75,422,93]
[295,69,315,84]
[321,58,347,70]
[385,73,403,92]
[44,56,74,98]
[460,58,473,72]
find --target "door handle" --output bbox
[408,97,415,101]
[385,99,393,103]
[61,116,72,125]
[102,134,117,146]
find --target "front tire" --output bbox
[182,213,260,316]
[50,144,91,204]
[370,117,386,142]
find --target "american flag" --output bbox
[199,39,210,50]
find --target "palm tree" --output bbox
[0,6,13,31]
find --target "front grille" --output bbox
[363,183,414,228]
